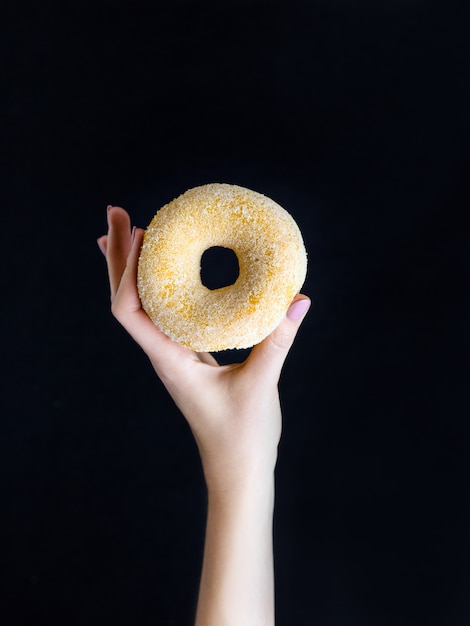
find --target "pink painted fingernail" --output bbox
[287,298,311,321]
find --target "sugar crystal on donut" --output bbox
[137,183,307,352]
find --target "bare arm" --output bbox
[196,476,275,626]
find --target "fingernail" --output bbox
[107,205,113,212]
[131,226,136,245]
[287,298,311,321]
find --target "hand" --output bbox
[97,206,310,494]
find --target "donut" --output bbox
[137,183,307,352]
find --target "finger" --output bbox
[244,295,311,385]
[106,206,132,300]
[97,235,107,256]
[111,227,197,379]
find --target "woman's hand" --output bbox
[98,204,310,624]
[97,206,310,495]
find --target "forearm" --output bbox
[195,475,276,626]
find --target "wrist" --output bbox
[202,447,278,500]
[206,471,275,509]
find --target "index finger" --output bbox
[106,206,132,300]
[111,227,200,381]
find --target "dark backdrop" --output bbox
[2,1,469,624]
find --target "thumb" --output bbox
[246,295,311,384]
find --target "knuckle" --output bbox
[110,297,123,321]
[268,326,293,351]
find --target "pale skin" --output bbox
[97,205,310,626]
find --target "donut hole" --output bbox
[200,246,240,290]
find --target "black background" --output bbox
[2,1,469,624]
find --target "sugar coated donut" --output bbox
[137,183,307,352]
